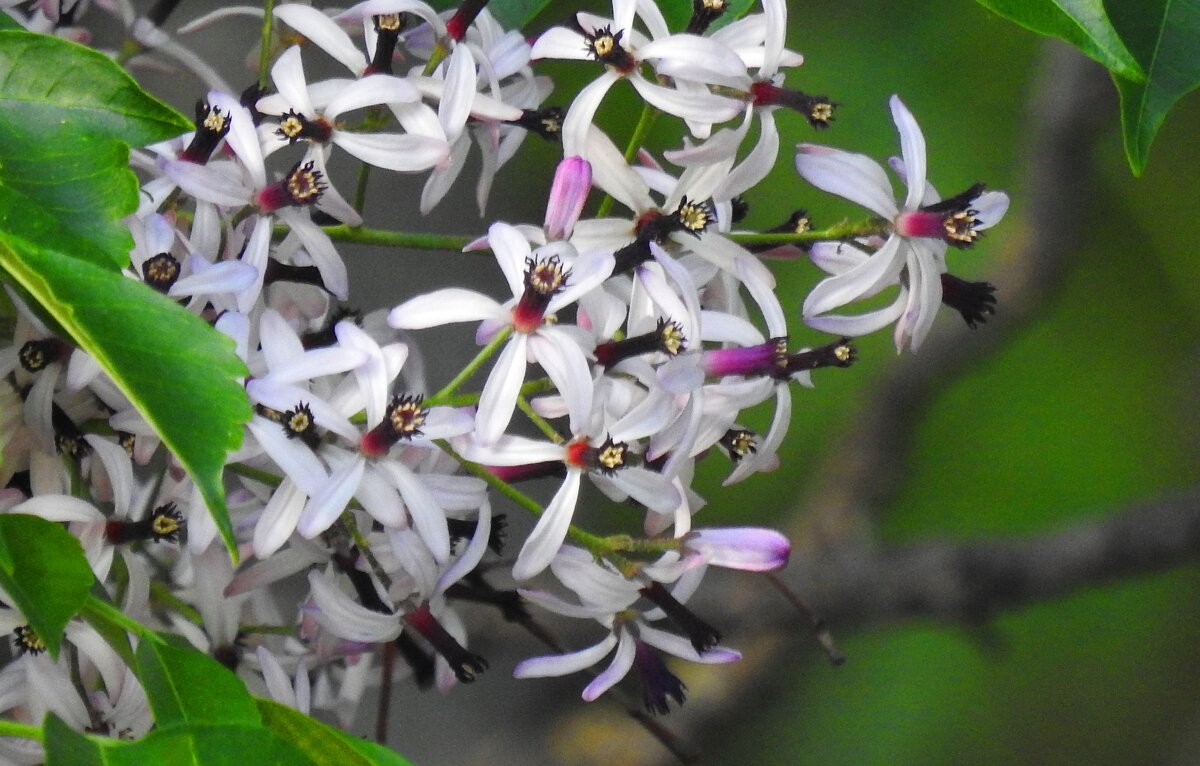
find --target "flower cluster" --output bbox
[0,0,1009,753]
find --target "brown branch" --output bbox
[780,487,1200,629]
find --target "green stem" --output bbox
[258,0,277,91]
[226,463,283,488]
[436,377,555,408]
[340,512,393,591]
[596,102,658,218]
[80,595,161,643]
[726,217,890,246]
[353,164,372,214]
[308,225,474,252]
[516,395,562,443]
[427,326,513,405]
[0,720,42,743]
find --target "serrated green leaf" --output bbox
[1107,0,1200,174]
[0,515,93,658]
[45,714,320,766]
[259,699,419,766]
[974,0,1143,80]
[136,637,260,728]
[0,212,250,560]
[0,31,190,270]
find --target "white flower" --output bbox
[795,95,1009,351]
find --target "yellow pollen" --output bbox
[20,348,44,370]
[377,13,401,30]
[531,262,567,293]
[14,625,44,654]
[811,103,834,123]
[288,170,321,202]
[944,211,979,244]
[598,443,626,470]
[678,204,710,231]
[203,109,227,132]
[592,35,615,57]
[390,402,427,433]
[152,514,180,537]
[834,344,853,363]
[146,255,178,283]
[661,323,685,355]
[730,431,755,456]
[279,116,304,138]
[541,117,561,133]
[704,0,725,9]
[793,217,811,234]
[288,411,311,433]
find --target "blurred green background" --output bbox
[655,1,1200,764]
[397,0,1200,762]
[44,0,1200,762]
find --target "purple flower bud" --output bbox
[686,527,791,571]
[543,156,592,240]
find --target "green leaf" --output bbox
[658,0,757,33]
[0,13,19,30]
[1107,0,1200,174]
[136,637,261,728]
[258,699,415,766]
[488,0,553,29]
[0,515,93,658]
[974,0,1144,80]
[0,31,191,270]
[44,714,106,766]
[0,206,251,559]
[45,714,320,766]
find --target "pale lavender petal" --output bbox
[974,191,1010,229]
[639,624,740,663]
[247,416,328,495]
[83,435,133,516]
[278,210,348,301]
[307,569,400,642]
[581,631,636,700]
[455,433,562,466]
[12,495,103,523]
[439,45,476,142]
[563,71,619,157]
[610,467,679,513]
[379,460,450,563]
[436,500,490,594]
[475,333,528,445]
[686,527,790,571]
[548,250,615,312]
[513,634,617,678]
[161,159,251,207]
[353,464,404,528]
[630,76,742,124]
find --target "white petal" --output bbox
[629,76,742,124]
[439,45,477,142]
[307,569,400,642]
[795,144,898,219]
[487,222,532,297]
[806,296,907,338]
[529,329,592,437]
[252,477,306,558]
[584,125,654,213]
[512,468,581,580]
[803,235,903,317]
[563,71,620,158]
[247,417,328,495]
[324,75,419,119]
[271,45,315,117]
[974,191,1010,229]
[387,289,506,329]
[455,434,563,466]
[161,160,251,207]
[11,495,103,523]
[378,460,450,563]
[278,210,348,301]
[475,333,528,445]
[333,130,449,172]
[889,95,928,211]
[297,455,365,538]
[529,27,590,61]
[275,4,367,74]
[83,435,133,516]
